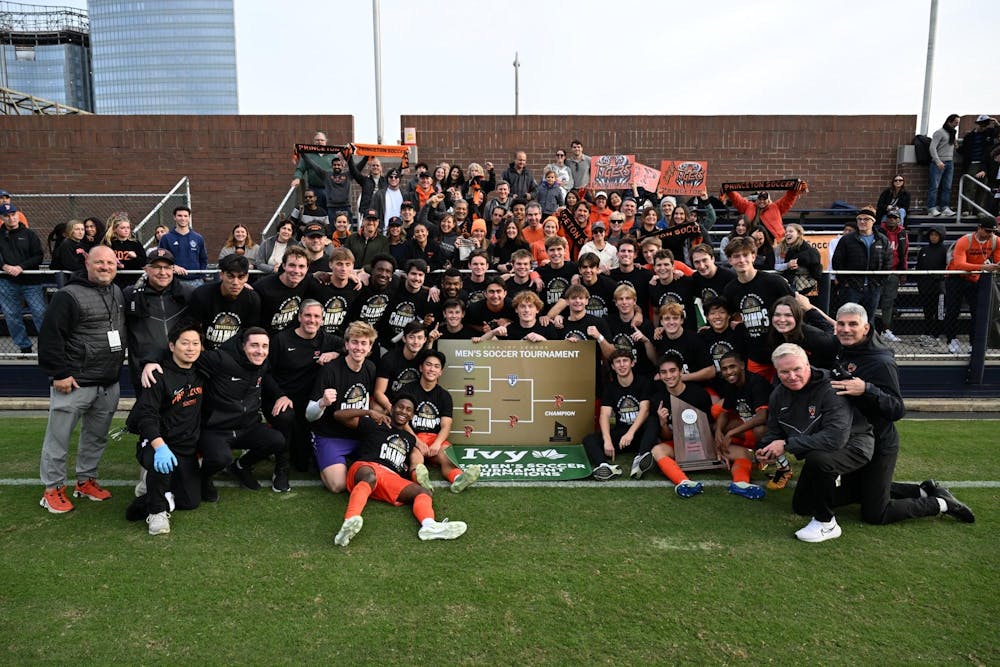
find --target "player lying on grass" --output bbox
[125,321,206,536]
[402,349,481,494]
[334,392,468,546]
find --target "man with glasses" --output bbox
[831,205,891,323]
[372,168,405,233]
[544,149,573,196]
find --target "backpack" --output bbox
[913,135,932,166]
[947,232,997,266]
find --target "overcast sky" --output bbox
[34,0,1000,141]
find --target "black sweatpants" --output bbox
[198,423,286,478]
[833,449,940,524]
[131,440,202,516]
[792,447,871,522]
[266,398,311,472]
[583,424,637,466]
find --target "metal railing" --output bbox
[260,185,298,241]
[133,177,192,249]
[956,174,996,224]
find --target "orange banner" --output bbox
[630,162,661,192]
[804,231,839,271]
[657,160,708,197]
[589,155,634,190]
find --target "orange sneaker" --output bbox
[40,486,75,513]
[73,478,112,501]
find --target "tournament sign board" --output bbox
[437,340,595,446]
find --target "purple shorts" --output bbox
[313,435,359,471]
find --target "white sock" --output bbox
[919,488,928,498]
[821,517,837,527]
[421,518,435,528]
[937,497,948,513]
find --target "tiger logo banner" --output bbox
[658,160,709,197]
[589,155,634,191]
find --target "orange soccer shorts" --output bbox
[416,432,452,450]
[346,460,412,506]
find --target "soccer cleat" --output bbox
[608,464,623,479]
[413,464,433,493]
[592,462,615,481]
[229,459,261,491]
[630,452,654,480]
[147,511,171,536]
[767,467,794,490]
[201,477,219,503]
[674,480,703,498]
[418,519,468,541]
[728,481,766,500]
[920,479,975,523]
[271,468,291,493]
[334,515,363,547]
[940,207,956,217]
[947,339,965,355]
[795,517,842,543]
[881,330,900,343]
[449,464,481,494]
[928,207,940,217]
[40,486,74,514]
[73,478,112,501]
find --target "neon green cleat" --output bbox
[413,464,433,493]
[334,515,363,547]
[449,464,481,494]
[418,519,467,541]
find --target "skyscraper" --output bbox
[88,0,237,114]
[0,1,94,111]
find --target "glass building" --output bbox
[0,1,94,111]
[89,0,237,114]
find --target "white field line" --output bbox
[1,479,997,489]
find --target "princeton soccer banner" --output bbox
[805,231,839,271]
[293,143,410,167]
[629,161,662,192]
[437,340,596,446]
[446,445,592,481]
[720,179,799,193]
[658,160,709,197]
[589,155,634,190]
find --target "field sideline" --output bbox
[1,418,996,664]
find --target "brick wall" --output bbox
[0,115,353,254]
[400,114,921,211]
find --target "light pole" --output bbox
[919,0,938,136]
[372,0,384,143]
[513,52,520,116]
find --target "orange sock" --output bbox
[412,493,434,523]
[345,480,371,519]
[446,468,462,484]
[732,458,752,484]
[656,457,689,485]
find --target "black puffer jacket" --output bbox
[760,366,874,460]
[831,229,891,290]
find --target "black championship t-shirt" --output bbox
[401,381,454,434]
[690,266,737,305]
[188,283,262,349]
[722,272,792,363]
[721,370,771,422]
[376,347,422,394]
[310,357,376,438]
[309,279,361,337]
[610,266,653,312]
[649,276,698,330]
[351,416,416,477]
[652,329,713,376]
[698,324,749,372]
[255,273,311,335]
[578,275,618,319]
[601,374,652,427]
[537,262,578,307]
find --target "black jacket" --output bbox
[197,336,280,432]
[761,366,874,460]
[0,222,44,284]
[126,357,204,456]
[831,229,891,290]
[835,328,904,455]
[348,155,387,216]
[124,276,194,373]
[39,272,127,385]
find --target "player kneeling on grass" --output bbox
[403,349,481,494]
[714,351,793,492]
[582,348,651,480]
[334,393,467,546]
[125,322,205,535]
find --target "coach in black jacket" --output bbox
[831,303,974,524]
[757,343,873,543]
[196,327,286,498]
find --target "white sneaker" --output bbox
[592,462,616,481]
[147,511,171,536]
[881,330,900,343]
[928,207,941,217]
[418,518,467,541]
[795,517,841,543]
[334,515,363,547]
[947,338,965,355]
[940,207,956,217]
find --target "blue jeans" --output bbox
[0,279,46,350]
[840,285,881,324]
[927,160,954,209]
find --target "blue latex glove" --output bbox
[153,444,177,474]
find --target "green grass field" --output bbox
[1,419,997,665]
